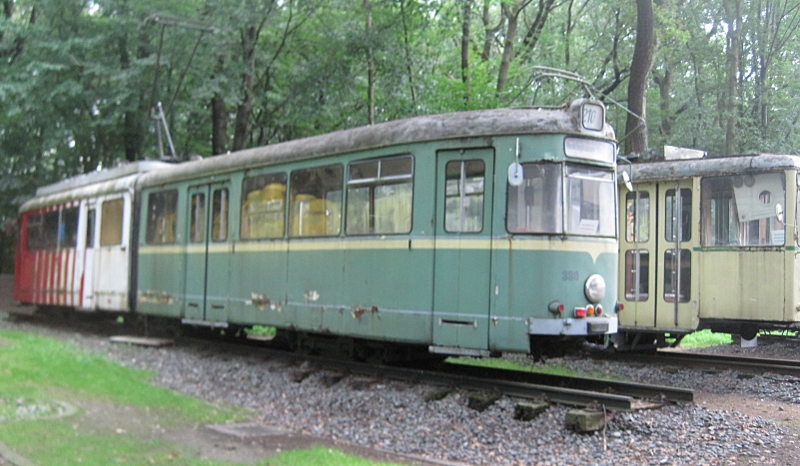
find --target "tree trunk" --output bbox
[461,0,472,103]
[364,0,375,125]
[399,0,418,109]
[723,0,742,156]
[624,0,655,155]
[496,4,519,94]
[233,24,257,151]
[211,55,227,155]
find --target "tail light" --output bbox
[574,307,587,318]
[595,305,603,316]
[548,301,565,314]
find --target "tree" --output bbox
[624,0,655,155]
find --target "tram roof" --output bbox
[138,102,615,188]
[620,153,800,182]
[35,160,171,197]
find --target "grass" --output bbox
[261,448,403,466]
[446,356,616,380]
[0,329,400,466]
[674,330,733,348]
[246,325,277,337]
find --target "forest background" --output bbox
[0,0,798,271]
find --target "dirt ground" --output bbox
[692,391,800,466]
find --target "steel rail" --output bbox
[652,350,800,377]
[438,362,694,403]
[323,357,639,411]
[163,336,641,410]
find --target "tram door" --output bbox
[655,180,697,329]
[620,179,697,331]
[184,182,232,323]
[618,184,657,328]
[432,148,495,351]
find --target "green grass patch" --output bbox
[677,330,733,348]
[446,356,616,380]
[0,330,231,423]
[0,329,395,466]
[260,447,403,466]
[246,325,277,337]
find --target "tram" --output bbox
[616,149,800,348]
[16,100,619,359]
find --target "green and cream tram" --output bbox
[134,100,619,359]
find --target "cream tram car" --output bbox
[616,151,800,348]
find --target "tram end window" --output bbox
[506,162,562,234]
[701,173,785,247]
[565,165,615,237]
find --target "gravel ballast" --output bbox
[2,314,799,466]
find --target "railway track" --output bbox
[9,311,693,411]
[177,336,693,412]
[647,350,800,377]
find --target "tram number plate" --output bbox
[562,271,580,281]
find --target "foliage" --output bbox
[3,0,800,228]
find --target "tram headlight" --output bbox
[584,274,606,304]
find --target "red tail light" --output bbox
[574,307,587,318]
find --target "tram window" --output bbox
[25,213,45,250]
[701,174,785,247]
[241,173,287,239]
[565,165,615,237]
[625,192,650,242]
[664,249,691,303]
[85,208,96,248]
[507,162,562,234]
[42,211,59,248]
[146,190,178,244]
[289,164,343,237]
[211,188,229,242]
[61,207,80,248]
[100,199,124,246]
[665,189,692,242]
[346,155,413,235]
[189,193,205,243]
[624,250,649,301]
[444,160,484,233]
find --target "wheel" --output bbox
[740,324,758,341]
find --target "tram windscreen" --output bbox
[565,165,616,237]
[506,162,562,234]
[506,163,615,237]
